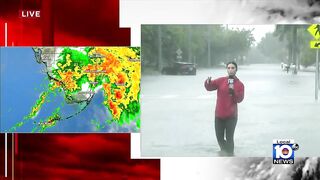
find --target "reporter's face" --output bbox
[227,64,237,76]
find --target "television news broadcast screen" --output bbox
[1,0,320,179]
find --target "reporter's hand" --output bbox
[207,77,212,84]
[229,88,234,96]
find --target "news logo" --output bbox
[273,139,298,164]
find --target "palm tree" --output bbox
[274,25,307,74]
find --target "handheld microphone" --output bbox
[228,77,234,96]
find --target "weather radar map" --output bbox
[0,47,141,132]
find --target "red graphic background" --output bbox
[0,1,158,179]
[0,0,130,46]
[0,134,160,180]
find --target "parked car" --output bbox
[161,61,196,75]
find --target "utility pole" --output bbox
[292,26,298,74]
[308,24,320,100]
[158,25,163,73]
[316,49,319,100]
[188,25,192,63]
[207,26,211,67]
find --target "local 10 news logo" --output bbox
[273,139,299,164]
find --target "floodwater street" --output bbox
[141,64,320,157]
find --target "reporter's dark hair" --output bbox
[226,61,238,70]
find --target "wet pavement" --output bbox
[141,64,320,157]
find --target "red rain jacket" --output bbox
[204,76,244,119]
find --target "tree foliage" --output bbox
[272,25,315,68]
[141,25,255,71]
[256,25,316,68]
[257,32,287,63]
